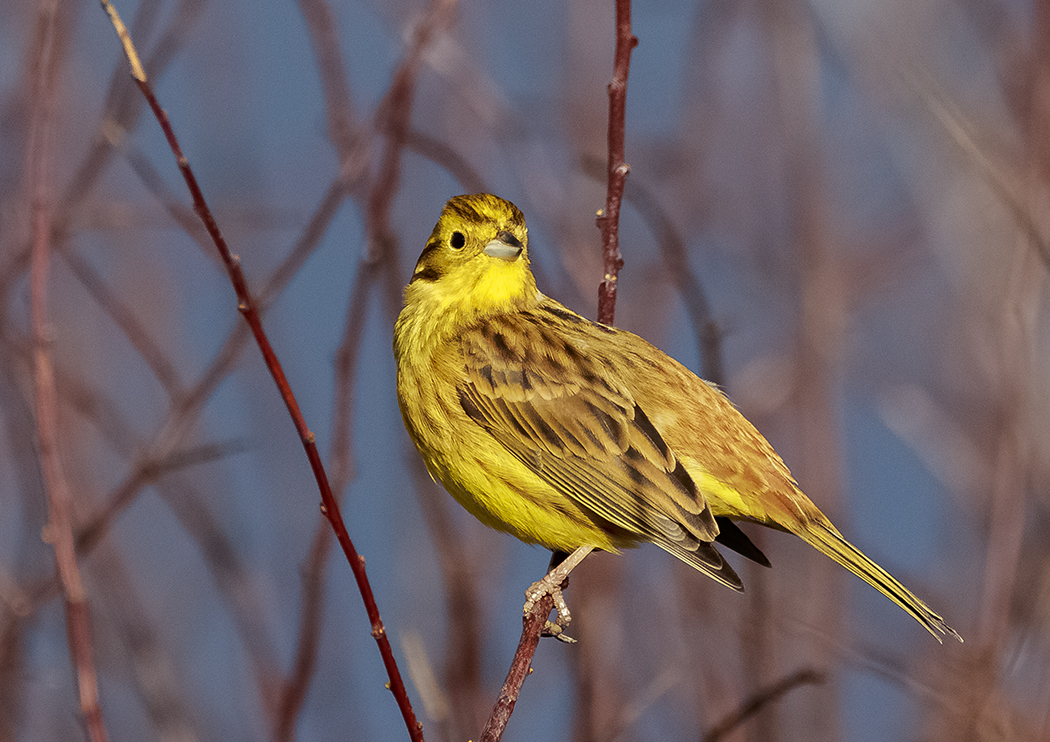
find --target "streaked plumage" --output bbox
[394,193,959,642]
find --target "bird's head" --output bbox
[404,193,539,322]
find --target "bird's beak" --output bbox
[483,231,524,261]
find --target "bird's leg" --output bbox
[524,545,594,643]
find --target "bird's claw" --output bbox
[524,574,576,643]
[541,620,577,643]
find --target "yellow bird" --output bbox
[394,193,959,643]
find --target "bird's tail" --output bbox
[795,520,962,643]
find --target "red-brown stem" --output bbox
[28,2,108,740]
[480,4,638,739]
[478,593,555,742]
[105,29,424,738]
[296,0,358,164]
[596,0,637,325]
[275,259,373,742]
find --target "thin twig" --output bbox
[920,82,1050,272]
[478,593,556,742]
[702,669,825,742]
[0,0,208,292]
[479,4,638,739]
[28,1,108,740]
[99,3,423,740]
[595,0,637,325]
[91,544,200,741]
[47,174,346,571]
[296,0,359,165]
[55,363,283,713]
[2,172,350,646]
[405,130,487,194]
[8,130,348,735]
[581,157,724,384]
[59,247,185,398]
[275,258,373,742]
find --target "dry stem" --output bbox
[99,2,423,739]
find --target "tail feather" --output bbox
[798,521,962,643]
[715,517,771,567]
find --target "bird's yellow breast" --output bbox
[394,312,621,553]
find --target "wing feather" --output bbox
[458,308,741,590]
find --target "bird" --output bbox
[393,192,960,643]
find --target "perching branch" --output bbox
[478,593,556,742]
[99,3,423,740]
[480,3,638,739]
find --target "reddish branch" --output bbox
[596,0,638,325]
[479,2,638,739]
[28,1,109,740]
[100,3,423,740]
[478,593,555,742]
[140,72,423,742]
[276,0,456,736]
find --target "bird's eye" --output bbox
[450,231,466,249]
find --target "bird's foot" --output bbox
[522,545,594,644]
[524,574,577,644]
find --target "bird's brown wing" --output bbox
[458,309,742,591]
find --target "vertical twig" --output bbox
[28,1,109,740]
[479,4,638,740]
[595,0,637,325]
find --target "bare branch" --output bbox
[478,593,555,742]
[595,0,637,325]
[480,4,639,739]
[99,3,423,739]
